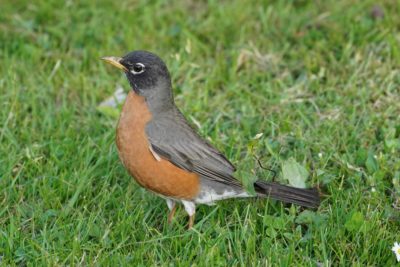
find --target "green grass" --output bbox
[1,0,400,265]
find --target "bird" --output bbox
[101,51,320,229]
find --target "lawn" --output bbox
[1,0,399,265]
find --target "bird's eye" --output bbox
[131,63,145,74]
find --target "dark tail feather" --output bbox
[254,181,320,208]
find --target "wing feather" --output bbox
[146,109,242,188]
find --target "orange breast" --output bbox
[116,91,200,199]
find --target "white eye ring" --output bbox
[130,63,145,75]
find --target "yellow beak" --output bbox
[101,56,128,72]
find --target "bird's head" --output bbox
[102,51,173,109]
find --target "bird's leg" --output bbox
[166,199,176,224]
[182,200,196,229]
[168,204,177,224]
[188,214,195,229]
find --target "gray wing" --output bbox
[145,109,242,188]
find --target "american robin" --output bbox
[102,51,320,229]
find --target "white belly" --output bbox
[194,189,251,205]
